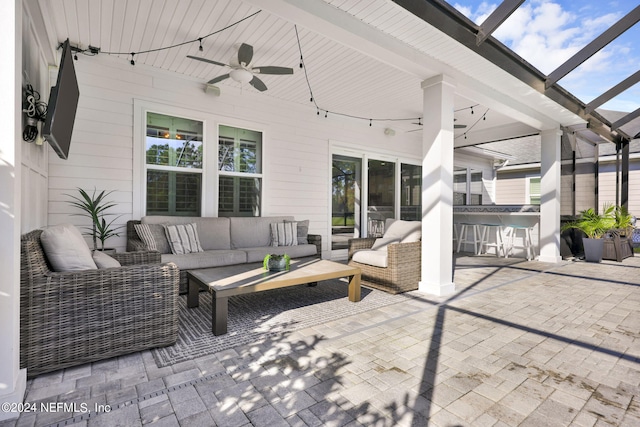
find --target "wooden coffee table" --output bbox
[187,258,361,335]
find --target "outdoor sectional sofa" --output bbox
[127,216,321,293]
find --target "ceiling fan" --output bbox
[407,118,467,132]
[187,43,293,92]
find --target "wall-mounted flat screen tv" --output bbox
[42,39,79,160]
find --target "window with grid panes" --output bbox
[145,112,203,216]
[218,125,262,217]
[528,176,541,205]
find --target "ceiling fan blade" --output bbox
[186,55,228,68]
[237,43,253,65]
[252,66,294,75]
[208,74,230,84]
[249,76,268,92]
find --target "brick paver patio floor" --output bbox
[2,254,639,426]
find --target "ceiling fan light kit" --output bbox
[229,68,253,84]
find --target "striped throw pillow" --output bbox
[134,223,171,254]
[164,223,204,255]
[270,222,298,247]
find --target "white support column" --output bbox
[539,127,563,263]
[419,75,456,296]
[0,0,26,421]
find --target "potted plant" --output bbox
[263,253,291,271]
[562,205,615,262]
[66,188,123,252]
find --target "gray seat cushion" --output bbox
[243,244,317,263]
[40,223,97,271]
[161,250,246,270]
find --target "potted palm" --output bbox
[66,188,123,252]
[562,205,615,262]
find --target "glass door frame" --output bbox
[329,144,421,260]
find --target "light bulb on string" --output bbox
[198,38,203,52]
[470,106,474,114]
[369,119,372,127]
[299,56,304,68]
[130,53,135,66]
[325,111,328,118]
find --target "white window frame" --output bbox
[217,123,264,217]
[133,99,268,218]
[526,175,541,205]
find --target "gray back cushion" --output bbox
[141,216,231,250]
[40,223,97,271]
[229,216,294,249]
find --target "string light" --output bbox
[295,25,421,128]
[325,111,328,118]
[68,11,263,64]
[455,108,489,140]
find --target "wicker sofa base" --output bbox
[348,260,420,294]
[348,238,421,294]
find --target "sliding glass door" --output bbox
[367,159,395,237]
[331,155,362,252]
[331,150,421,258]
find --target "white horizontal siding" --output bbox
[44,53,423,252]
[496,172,527,205]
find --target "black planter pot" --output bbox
[582,238,604,263]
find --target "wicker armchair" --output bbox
[20,229,180,377]
[348,237,421,294]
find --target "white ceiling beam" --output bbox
[453,122,540,148]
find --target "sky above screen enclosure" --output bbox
[452,0,639,113]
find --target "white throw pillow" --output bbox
[40,224,97,272]
[371,237,400,251]
[383,220,421,240]
[270,222,298,247]
[164,223,204,255]
[92,251,121,269]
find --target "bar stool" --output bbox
[479,224,508,257]
[505,225,535,260]
[457,223,482,254]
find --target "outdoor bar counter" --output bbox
[453,205,540,258]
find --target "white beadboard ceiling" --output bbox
[27,0,586,140]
